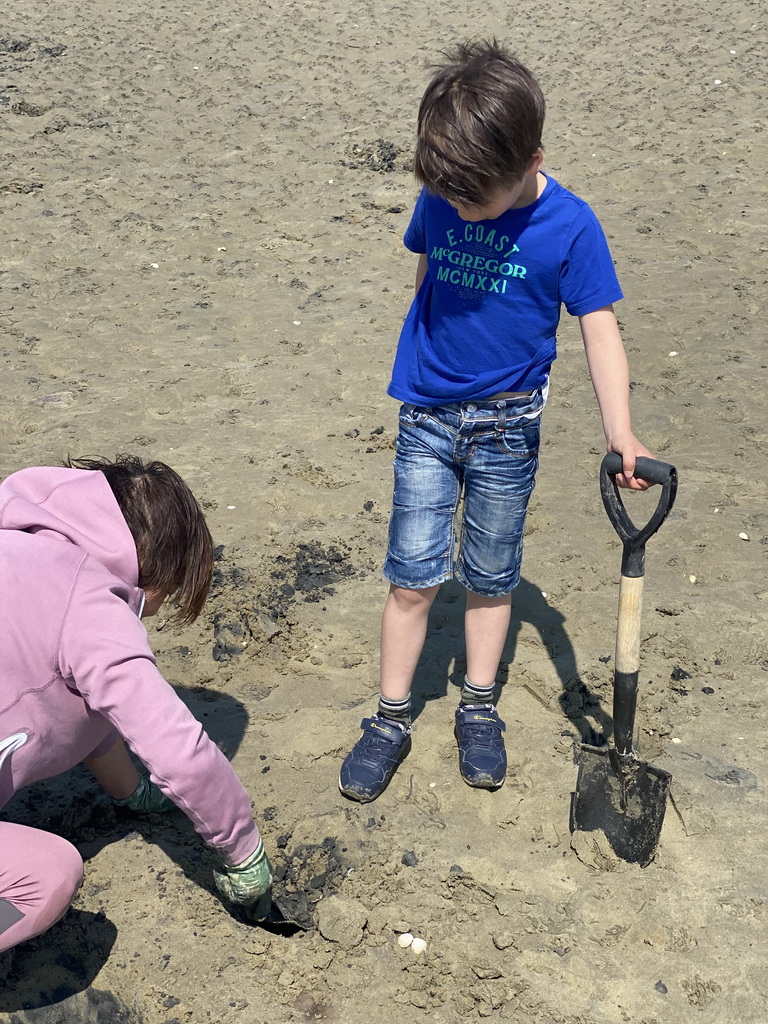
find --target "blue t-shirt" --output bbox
[388,175,623,405]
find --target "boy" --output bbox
[339,40,653,803]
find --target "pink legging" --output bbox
[0,823,83,952]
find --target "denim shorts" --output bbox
[383,391,544,597]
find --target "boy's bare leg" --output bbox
[379,583,440,700]
[84,737,141,800]
[340,582,439,802]
[464,591,512,690]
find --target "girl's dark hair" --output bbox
[66,454,214,624]
[414,39,546,206]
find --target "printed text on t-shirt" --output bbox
[430,224,525,296]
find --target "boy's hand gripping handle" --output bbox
[600,454,678,579]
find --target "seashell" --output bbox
[397,932,413,948]
[411,937,427,954]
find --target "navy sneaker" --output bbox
[454,704,507,789]
[339,715,412,803]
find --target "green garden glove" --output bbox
[113,775,176,814]
[212,839,273,921]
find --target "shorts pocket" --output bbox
[494,419,540,457]
[398,403,429,425]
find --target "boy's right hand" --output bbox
[607,433,655,491]
[213,839,273,920]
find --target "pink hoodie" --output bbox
[0,467,258,865]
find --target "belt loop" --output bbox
[496,401,507,430]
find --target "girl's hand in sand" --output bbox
[112,774,176,813]
[213,839,273,919]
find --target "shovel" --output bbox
[230,889,311,936]
[571,452,678,866]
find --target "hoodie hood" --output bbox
[0,466,140,588]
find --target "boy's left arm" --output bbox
[578,305,653,491]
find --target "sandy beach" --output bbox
[1,0,767,1021]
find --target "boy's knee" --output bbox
[389,584,439,610]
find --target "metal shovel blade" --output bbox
[572,744,671,867]
[260,897,311,936]
[229,890,312,935]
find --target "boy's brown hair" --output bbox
[414,39,546,207]
[67,454,214,623]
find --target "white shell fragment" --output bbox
[397,932,414,948]
[669,350,678,356]
[739,532,749,541]
[689,575,697,583]
[411,937,427,955]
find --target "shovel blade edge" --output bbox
[572,745,671,867]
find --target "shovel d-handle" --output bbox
[600,453,678,578]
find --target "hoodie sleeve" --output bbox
[57,561,259,865]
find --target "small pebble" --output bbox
[397,932,413,948]
[227,505,236,510]
[669,350,678,356]
[702,687,715,695]
[714,79,722,85]
[411,937,427,955]
[293,320,302,325]
[739,532,749,541]
[149,263,159,269]
[671,737,682,744]
[688,575,697,583]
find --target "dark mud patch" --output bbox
[4,988,141,1023]
[341,139,404,172]
[207,541,356,662]
[270,836,347,931]
[270,541,355,607]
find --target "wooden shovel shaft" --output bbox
[614,573,644,755]
[616,574,643,674]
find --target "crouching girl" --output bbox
[0,456,271,953]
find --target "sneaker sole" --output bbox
[458,772,506,790]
